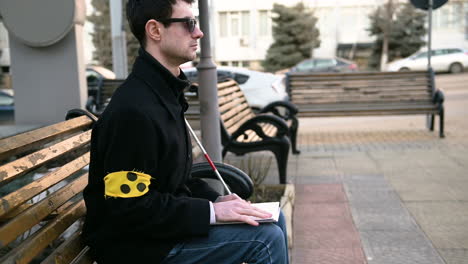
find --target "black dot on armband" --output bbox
[120,184,131,194]
[137,183,147,192]
[127,172,138,181]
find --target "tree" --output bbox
[88,0,139,71]
[368,2,426,70]
[262,3,320,72]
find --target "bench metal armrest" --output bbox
[230,114,289,141]
[433,89,445,105]
[259,101,298,120]
[191,162,253,199]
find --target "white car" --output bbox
[387,48,468,73]
[183,66,288,110]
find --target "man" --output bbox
[82,0,289,263]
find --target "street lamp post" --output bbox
[197,0,222,162]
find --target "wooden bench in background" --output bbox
[86,79,125,116]
[287,70,445,137]
[216,79,298,184]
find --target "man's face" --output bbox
[160,0,204,66]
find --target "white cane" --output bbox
[185,119,232,195]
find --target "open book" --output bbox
[214,202,280,225]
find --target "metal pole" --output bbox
[197,0,222,162]
[427,0,433,70]
[110,0,128,78]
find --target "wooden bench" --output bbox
[86,79,125,116]
[187,80,300,155]
[286,70,445,137]
[0,109,254,263]
[0,109,97,264]
[216,79,298,184]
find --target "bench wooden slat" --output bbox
[298,109,439,117]
[41,232,87,264]
[289,70,427,79]
[0,153,90,218]
[217,79,237,89]
[292,97,432,105]
[221,102,250,121]
[68,246,94,264]
[0,200,86,264]
[290,85,431,94]
[0,131,91,187]
[0,116,92,161]
[224,110,254,135]
[290,79,429,88]
[218,86,239,97]
[0,174,87,247]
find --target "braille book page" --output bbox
[213,202,280,225]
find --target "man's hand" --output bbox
[213,196,272,226]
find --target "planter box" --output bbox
[259,184,295,249]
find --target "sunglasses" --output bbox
[158,18,197,33]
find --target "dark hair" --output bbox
[126,0,195,47]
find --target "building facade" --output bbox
[211,0,468,71]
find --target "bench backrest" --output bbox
[0,115,95,264]
[0,112,203,263]
[287,71,434,107]
[217,80,256,141]
[95,79,125,112]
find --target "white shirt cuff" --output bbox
[209,201,216,224]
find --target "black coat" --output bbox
[83,49,220,263]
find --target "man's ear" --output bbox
[145,19,162,42]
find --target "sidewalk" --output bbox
[286,112,468,263]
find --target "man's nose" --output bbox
[192,26,204,39]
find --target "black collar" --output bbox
[132,48,190,114]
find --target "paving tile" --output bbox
[359,231,434,251]
[294,216,356,232]
[438,249,468,264]
[294,175,342,184]
[292,247,366,264]
[295,184,347,204]
[364,247,445,264]
[294,203,351,218]
[294,230,363,249]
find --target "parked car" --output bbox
[0,90,14,124]
[290,57,358,73]
[386,48,468,73]
[183,66,288,110]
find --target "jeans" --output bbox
[161,211,289,264]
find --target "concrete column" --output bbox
[3,0,87,125]
[9,24,87,125]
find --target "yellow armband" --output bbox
[104,171,152,198]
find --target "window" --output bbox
[466,13,468,40]
[415,52,428,59]
[234,73,249,84]
[259,10,269,36]
[231,14,239,36]
[232,61,239,67]
[296,60,314,71]
[452,3,463,27]
[219,12,227,37]
[0,93,13,106]
[241,11,250,36]
[315,59,335,68]
[241,61,250,68]
[447,48,462,54]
